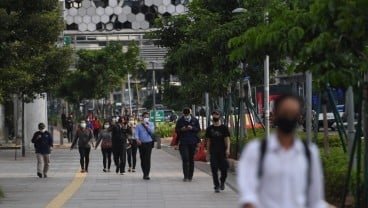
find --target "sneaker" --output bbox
[183,178,188,182]
[103,169,107,172]
[132,169,136,172]
[128,167,132,172]
[220,183,225,191]
[188,178,193,182]
[214,187,220,193]
[107,169,111,172]
[115,167,119,174]
[120,172,125,175]
[37,172,42,178]
[143,176,150,180]
[44,174,47,178]
[81,169,85,173]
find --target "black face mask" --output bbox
[213,117,220,122]
[275,116,299,134]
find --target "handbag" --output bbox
[101,138,112,149]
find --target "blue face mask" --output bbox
[185,115,191,121]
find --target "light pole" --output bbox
[232,7,270,138]
[127,73,132,116]
[149,61,158,127]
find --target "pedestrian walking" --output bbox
[175,107,201,182]
[66,113,74,143]
[92,116,101,139]
[127,116,138,172]
[237,94,326,208]
[31,123,53,178]
[111,117,130,175]
[95,121,113,172]
[71,120,94,173]
[134,112,154,180]
[205,110,231,193]
[86,117,93,130]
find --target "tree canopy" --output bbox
[56,42,145,104]
[0,0,72,102]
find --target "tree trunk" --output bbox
[135,80,140,114]
[322,103,330,156]
[21,97,25,157]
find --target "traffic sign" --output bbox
[64,36,71,45]
[150,110,164,122]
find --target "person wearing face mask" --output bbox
[95,121,113,172]
[71,120,94,173]
[127,117,138,172]
[175,107,201,182]
[237,94,326,208]
[205,110,231,193]
[31,123,53,178]
[110,117,126,175]
[134,112,155,180]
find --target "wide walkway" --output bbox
[0,147,239,208]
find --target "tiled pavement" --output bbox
[0,146,239,208]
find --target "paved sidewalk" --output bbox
[0,147,239,208]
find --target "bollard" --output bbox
[156,133,161,149]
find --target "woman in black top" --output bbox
[95,121,113,172]
[111,117,132,174]
[71,120,94,173]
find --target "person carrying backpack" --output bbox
[31,123,53,178]
[71,120,94,173]
[237,94,326,208]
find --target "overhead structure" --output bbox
[64,0,189,31]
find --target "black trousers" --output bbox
[139,142,153,177]
[179,143,197,179]
[210,152,228,188]
[113,146,126,173]
[101,148,112,170]
[78,147,91,171]
[67,128,73,143]
[127,140,138,169]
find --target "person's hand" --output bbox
[37,135,42,139]
[137,140,142,146]
[50,147,53,152]
[187,125,193,130]
[226,150,230,158]
[174,145,179,150]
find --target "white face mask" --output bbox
[129,120,134,125]
[104,125,110,129]
[81,123,87,128]
[185,115,191,121]
[143,118,150,123]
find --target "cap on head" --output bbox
[183,107,191,115]
[212,109,221,116]
[38,123,45,130]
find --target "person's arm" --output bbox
[176,119,188,132]
[70,130,78,149]
[237,141,260,208]
[148,122,154,133]
[191,119,201,133]
[31,132,39,143]
[95,133,102,149]
[224,126,231,157]
[48,132,54,148]
[134,125,142,145]
[308,144,327,208]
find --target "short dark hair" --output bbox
[142,112,149,117]
[38,123,45,129]
[273,94,304,113]
[183,107,191,115]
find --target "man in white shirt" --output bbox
[237,94,326,208]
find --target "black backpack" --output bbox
[257,139,312,196]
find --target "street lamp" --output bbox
[149,61,159,127]
[232,7,270,138]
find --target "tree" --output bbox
[0,0,72,102]
[56,42,145,105]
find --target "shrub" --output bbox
[154,122,175,138]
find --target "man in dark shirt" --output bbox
[206,110,231,193]
[175,107,201,182]
[31,123,53,178]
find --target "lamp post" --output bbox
[127,73,132,116]
[149,61,158,127]
[232,7,270,138]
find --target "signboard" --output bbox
[64,36,71,45]
[150,110,164,122]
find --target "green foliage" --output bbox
[229,0,368,88]
[155,122,176,138]
[56,42,145,104]
[0,0,72,102]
